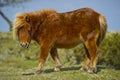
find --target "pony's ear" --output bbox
[25,16,30,22]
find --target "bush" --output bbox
[98,32,120,68]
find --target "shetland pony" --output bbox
[13,8,107,74]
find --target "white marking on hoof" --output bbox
[54,67,60,72]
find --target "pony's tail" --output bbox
[97,14,107,45]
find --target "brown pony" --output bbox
[13,8,107,74]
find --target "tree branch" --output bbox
[0,10,12,31]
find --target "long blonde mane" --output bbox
[13,9,56,40]
[13,13,28,40]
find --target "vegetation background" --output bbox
[0,32,120,80]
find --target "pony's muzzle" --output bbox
[20,42,29,48]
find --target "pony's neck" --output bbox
[30,14,42,41]
[28,9,57,42]
[30,13,44,25]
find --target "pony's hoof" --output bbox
[87,67,97,74]
[80,67,85,71]
[35,70,43,74]
[80,66,88,71]
[87,70,94,74]
[54,67,60,72]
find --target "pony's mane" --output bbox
[13,9,57,40]
[13,12,28,40]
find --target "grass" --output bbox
[0,59,120,80]
[0,57,120,80]
[0,32,120,80]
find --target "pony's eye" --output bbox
[28,30,30,33]
[28,30,31,33]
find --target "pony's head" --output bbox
[13,13,32,48]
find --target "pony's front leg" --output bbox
[35,44,51,74]
[50,47,61,72]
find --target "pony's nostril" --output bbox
[20,43,24,47]
[20,42,29,48]
[20,42,28,48]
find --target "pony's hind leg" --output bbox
[84,38,98,73]
[80,45,90,71]
[50,47,61,72]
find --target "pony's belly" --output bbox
[55,38,82,49]
[55,43,81,49]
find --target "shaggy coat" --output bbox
[13,8,107,74]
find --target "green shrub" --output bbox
[98,32,120,68]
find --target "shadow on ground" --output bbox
[22,66,80,75]
[22,65,112,75]
[22,65,120,76]
[45,66,81,73]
